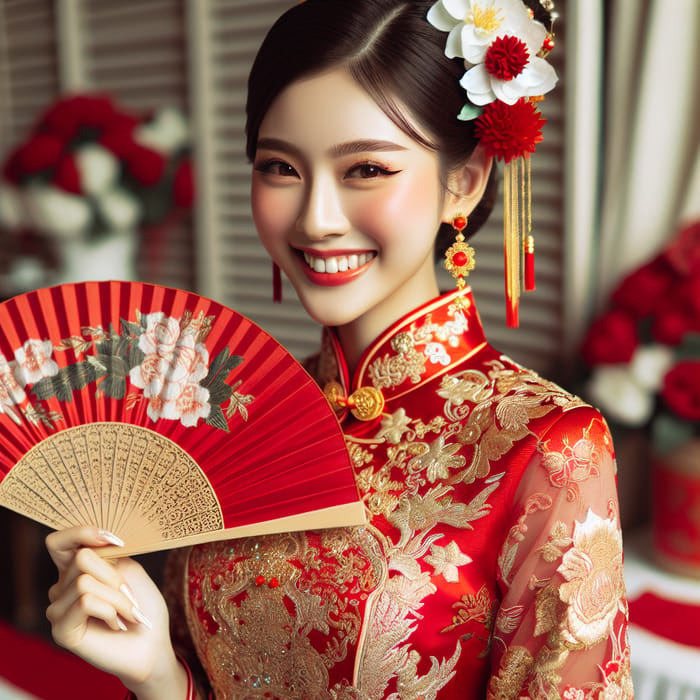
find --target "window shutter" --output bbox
[0,0,60,293]
[189,0,322,360]
[78,0,194,291]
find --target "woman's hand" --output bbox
[46,526,188,699]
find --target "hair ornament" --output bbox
[427,0,557,327]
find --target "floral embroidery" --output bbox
[425,540,472,582]
[541,425,602,502]
[408,435,466,483]
[376,408,412,444]
[558,510,626,648]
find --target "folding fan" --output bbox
[0,281,364,557]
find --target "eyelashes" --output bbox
[345,163,401,179]
[254,158,402,181]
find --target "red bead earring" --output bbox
[444,215,475,308]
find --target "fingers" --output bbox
[47,569,150,636]
[46,526,124,569]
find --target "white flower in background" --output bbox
[0,185,25,230]
[629,344,675,392]
[586,344,675,427]
[97,188,141,231]
[13,338,59,385]
[134,107,189,155]
[586,365,653,427]
[27,185,92,240]
[75,144,119,196]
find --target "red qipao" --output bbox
[165,290,632,699]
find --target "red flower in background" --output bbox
[52,155,82,195]
[126,144,166,187]
[581,219,700,452]
[173,161,195,209]
[611,255,676,319]
[474,98,545,163]
[0,94,194,241]
[662,362,700,421]
[13,134,64,178]
[581,309,639,366]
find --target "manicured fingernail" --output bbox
[132,606,153,630]
[97,530,124,547]
[116,616,128,632]
[120,583,139,608]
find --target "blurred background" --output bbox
[0,0,698,698]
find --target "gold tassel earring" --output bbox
[444,215,475,308]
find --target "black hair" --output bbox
[245,0,551,254]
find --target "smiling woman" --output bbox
[41,1,632,698]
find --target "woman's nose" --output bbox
[296,175,350,240]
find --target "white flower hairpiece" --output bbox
[427,0,557,116]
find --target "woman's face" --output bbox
[251,68,450,342]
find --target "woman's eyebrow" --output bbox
[329,140,408,157]
[256,137,302,158]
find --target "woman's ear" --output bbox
[442,144,493,223]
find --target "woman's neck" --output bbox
[334,277,440,376]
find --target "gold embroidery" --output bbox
[443,584,496,634]
[557,510,626,649]
[186,530,380,699]
[488,646,534,699]
[540,423,602,502]
[367,346,426,389]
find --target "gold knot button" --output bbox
[323,381,385,422]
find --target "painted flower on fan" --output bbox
[0,353,27,420]
[148,382,211,427]
[13,339,60,385]
[139,312,184,357]
[0,93,194,241]
[6,307,247,432]
[581,220,700,454]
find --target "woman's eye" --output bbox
[346,163,400,179]
[255,160,299,178]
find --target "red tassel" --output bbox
[524,235,535,291]
[273,262,282,303]
[506,297,519,328]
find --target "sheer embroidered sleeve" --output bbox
[489,405,633,698]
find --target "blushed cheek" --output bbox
[251,180,294,251]
[352,173,443,244]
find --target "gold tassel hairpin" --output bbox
[427,0,558,328]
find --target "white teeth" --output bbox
[303,252,374,274]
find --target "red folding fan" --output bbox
[0,281,364,556]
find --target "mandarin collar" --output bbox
[319,289,488,424]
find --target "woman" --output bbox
[45,1,632,697]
